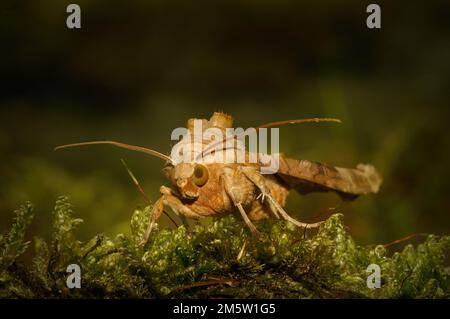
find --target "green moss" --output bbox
[1,196,449,298]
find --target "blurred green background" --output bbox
[1,0,449,248]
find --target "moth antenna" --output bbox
[257,117,341,128]
[55,140,175,165]
[383,233,428,248]
[198,117,341,160]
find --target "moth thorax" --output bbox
[186,112,234,134]
[209,112,233,129]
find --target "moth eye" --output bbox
[193,164,209,186]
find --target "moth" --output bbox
[56,112,382,244]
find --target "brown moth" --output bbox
[55,112,382,244]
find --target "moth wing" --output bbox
[276,154,382,199]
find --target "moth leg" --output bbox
[236,203,259,235]
[160,186,202,219]
[240,166,280,219]
[222,168,260,236]
[141,196,164,245]
[240,167,323,229]
[266,194,323,229]
[239,166,280,219]
[163,194,203,219]
[141,186,202,245]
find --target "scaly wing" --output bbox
[276,154,382,199]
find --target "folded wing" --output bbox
[276,154,382,199]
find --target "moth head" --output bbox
[165,162,209,200]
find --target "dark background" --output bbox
[1,0,449,247]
